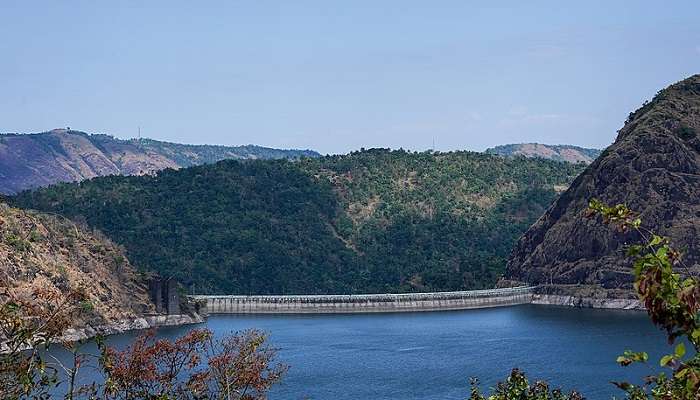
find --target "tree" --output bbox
[99,328,287,400]
[588,199,700,399]
[0,288,287,400]
[0,286,87,399]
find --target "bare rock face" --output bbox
[506,75,700,293]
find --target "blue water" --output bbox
[50,305,676,399]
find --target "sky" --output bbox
[1,1,699,155]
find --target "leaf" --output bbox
[639,352,649,362]
[692,329,700,341]
[650,235,664,246]
[626,245,643,257]
[655,246,669,260]
[675,342,686,358]
[616,355,631,366]
[660,355,674,367]
[675,368,689,379]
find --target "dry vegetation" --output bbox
[0,202,153,328]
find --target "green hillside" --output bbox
[13,149,585,294]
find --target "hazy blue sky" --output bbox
[1,1,698,154]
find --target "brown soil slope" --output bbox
[0,201,154,327]
[506,74,700,295]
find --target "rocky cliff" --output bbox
[505,74,700,296]
[0,129,319,194]
[486,143,601,164]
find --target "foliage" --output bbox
[99,328,287,400]
[472,200,700,399]
[468,369,583,400]
[190,330,287,399]
[12,149,584,294]
[0,289,287,400]
[4,233,30,252]
[587,199,700,399]
[0,287,88,399]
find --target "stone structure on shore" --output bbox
[149,277,181,315]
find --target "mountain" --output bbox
[13,149,585,295]
[0,200,156,329]
[486,143,602,164]
[505,74,700,298]
[0,129,319,194]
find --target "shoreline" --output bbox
[2,313,205,353]
[61,313,205,342]
[531,294,643,311]
[56,290,645,342]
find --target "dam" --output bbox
[190,286,536,314]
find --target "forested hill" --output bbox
[13,149,585,295]
[0,129,319,194]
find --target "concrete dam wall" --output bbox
[190,286,535,314]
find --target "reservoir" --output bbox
[50,304,673,399]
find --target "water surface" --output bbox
[52,305,673,399]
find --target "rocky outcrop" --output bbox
[0,129,319,194]
[506,74,700,296]
[486,143,601,164]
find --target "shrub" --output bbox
[469,369,583,400]
[0,287,287,399]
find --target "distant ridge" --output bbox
[0,129,319,194]
[486,143,602,164]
